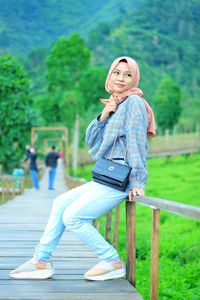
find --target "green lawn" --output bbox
[76,153,200,300]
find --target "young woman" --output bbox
[10,56,156,281]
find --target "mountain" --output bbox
[87,0,200,98]
[0,0,140,56]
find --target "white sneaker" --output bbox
[10,258,54,279]
[84,260,126,281]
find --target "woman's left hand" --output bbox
[128,188,144,202]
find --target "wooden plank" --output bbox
[0,232,84,241]
[135,195,200,220]
[0,279,143,299]
[0,243,90,250]
[0,270,84,280]
[0,293,143,300]
[0,257,98,268]
[0,224,47,230]
[0,241,86,247]
[0,249,97,258]
[0,279,139,292]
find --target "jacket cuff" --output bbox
[129,180,146,190]
[94,114,107,127]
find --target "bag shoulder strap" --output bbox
[107,117,128,162]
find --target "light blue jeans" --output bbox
[30,169,39,189]
[48,168,56,189]
[34,181,128,262]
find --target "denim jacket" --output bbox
[85,95,148,190]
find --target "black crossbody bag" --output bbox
[91,120,132,191]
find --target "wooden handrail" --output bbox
[126,196,200,300]
[134,195,200,220]
[0,175,25,202]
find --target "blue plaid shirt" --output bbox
[85,95,148,190]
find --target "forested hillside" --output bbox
[88,0,200,95]
[0,0,139,56]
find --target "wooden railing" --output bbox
[126,197,200,300]
[0,175,25,202]
[92,197,200,300]
[65,175,200,300]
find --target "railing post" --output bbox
[126,200,136,286]
[1,177,5,202]
[150,208,160,300]
[93,218,100,232]
[105,210,112,242]
[113,205,120,248]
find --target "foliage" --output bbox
[79,67,108,109]
[24,47,49,93]
[59,89,83,138]
[76,153,200,300]
[46,33,91,93]
[154,75,182,133]
[178,90,200,132]
[0,55,37,172]
[78,66,109,144]
[39,33,91,133]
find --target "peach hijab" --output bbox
[101,56,156,137]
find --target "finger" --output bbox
[132,190,140,197]
[128,192,134,202]
[134,192,140,196]
[100,99,109,104]
[128,192,132,202]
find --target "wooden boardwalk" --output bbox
[0,160,143,300]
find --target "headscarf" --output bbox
[101,56,156,137]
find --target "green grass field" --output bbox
[76,153,200,300]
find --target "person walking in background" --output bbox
[45,145,59,190]
[10,56,156,281]
[24,145,39,190]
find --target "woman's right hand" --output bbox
[99,99,118,121]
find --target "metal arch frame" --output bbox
[31,127,69,171]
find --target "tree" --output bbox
[25,47,49,93]
[0,55,37,172]
[78,66,108,145]
[79,66,108,109]
[154,75,182,134]
[59,89,83,139]
[178,90,200,132]
[46,33,91,93]
[42,33,91,126]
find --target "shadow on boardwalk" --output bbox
[0,159,143,300]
